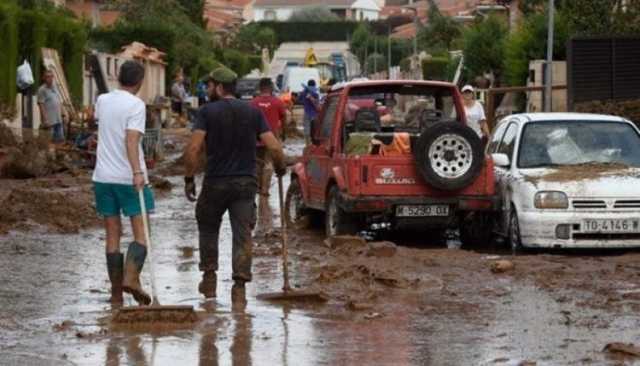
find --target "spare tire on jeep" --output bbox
[414,121,483,191]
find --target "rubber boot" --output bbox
[106,253,124,307]
[123,242,151,305]
[231,280,247,309]
[198,271,217,298]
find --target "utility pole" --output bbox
[545,0,555,112]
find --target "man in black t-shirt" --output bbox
[183,66,286,302]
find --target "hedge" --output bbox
[257,21,359,43]
[422,57,449,81]
[0,3,18,115]
[0,3,87,111]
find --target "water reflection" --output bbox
[231,292,252,366]
[199,331,218,366]
[105,336,148,366]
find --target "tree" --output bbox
[177,0,205,27]
[462,15,508,83]
[288,6,340,22]
[233,24,277,55]
[417,0,462,52]
[503,11,569,86]
[350,23,370,70]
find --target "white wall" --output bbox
[254,7,294,21]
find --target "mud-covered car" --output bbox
[490,113,640,249]
[285,80,499,246]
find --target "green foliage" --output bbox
[422,57,449,81]
[417,0,462,52]
[462,15,508,81]
[233,24,277,55]
[503,11,569,86]
[365,53,387,75]
[350,23,411,73]
[0,2,18,112]
[221,49,251,77]
[177,0,205,27]
[288,6,341,22]
[258,21,358,43]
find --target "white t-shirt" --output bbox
[92,90,148,185]
[464,101,486,138]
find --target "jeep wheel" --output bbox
[284,178,310,229]
[459,213,494,248]
[414,121,483,191]
[325,186,358,237]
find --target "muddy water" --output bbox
[3,141,640,365]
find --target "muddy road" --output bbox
[2,135,640,365]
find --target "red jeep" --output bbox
[285,80,498,246]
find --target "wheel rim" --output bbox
[510,213,520,249]
[288,185,303,223]
[328,198,338,236]
[427,133,473,179]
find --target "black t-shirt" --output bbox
[194,98,270,178]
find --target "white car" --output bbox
[489,113,640,249]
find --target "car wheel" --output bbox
[509,209,523,253]
[284,178,310,229]
[325,186,358,237]
[414,121,483,191]
[459,213,494,248]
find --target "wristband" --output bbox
[185,176,195,184]
[133,171,144,176]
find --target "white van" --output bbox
[282,67,320,94]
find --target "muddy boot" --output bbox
[106,253,124,307]
[123,242,151,306]
[198,271,217,298]
[231,280,247,309]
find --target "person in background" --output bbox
[251,78,290,236]
[461,85,490,141]
[92,61,154,308]
[37,69,65,144]
[298,79,319,145]
[171,73,187,117]
[196,79,208,107]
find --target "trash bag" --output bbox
[17,60,34,90]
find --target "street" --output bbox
[1,133,640,365]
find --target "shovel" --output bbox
[257,176,328,303]
[113,187,197,323]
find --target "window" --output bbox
[319,96,339,140]
[497,123,518,160]
[264,10,276,21]
[487,120,510,153]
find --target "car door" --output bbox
[494,121,520,232]
[307,95,340,206]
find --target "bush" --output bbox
[575,99,640,128]
[422,57,449,81]
[288,6,340,22]
[0,3,18,114]
[365,53,387,75]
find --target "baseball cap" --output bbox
[208,66,237,83]
[461,85,474,93]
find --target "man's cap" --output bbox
[461,84,474,93]
[208,66,237,83]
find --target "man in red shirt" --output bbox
[251,78,289,236]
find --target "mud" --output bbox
[532,162,638,183]
[3,137,640,365]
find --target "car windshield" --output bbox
[518,121,640,168]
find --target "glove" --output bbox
[274,162,287,178]
[184,176,197,202]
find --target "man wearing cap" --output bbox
[251,78,289,236]
[183,66,287,301]
[461,85,490,139]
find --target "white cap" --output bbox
[461,85,474,93]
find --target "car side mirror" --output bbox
[492,153,510,167]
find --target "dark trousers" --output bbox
[196,176,257,282]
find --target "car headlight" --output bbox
[534,191,568,209]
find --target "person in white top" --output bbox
[92,60,154,308]
[461,84,490,139]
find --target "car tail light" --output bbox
[354,200,387,211]
[459,199,492,210]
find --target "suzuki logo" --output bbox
[380,168,395,179]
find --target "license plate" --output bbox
[396,205,449,217]
[582,219,640,233]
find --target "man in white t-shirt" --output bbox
[92,60,154,308]
[461,85,490,139]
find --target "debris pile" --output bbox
[0,133,77,179]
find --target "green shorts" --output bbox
[94,182,155,218]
